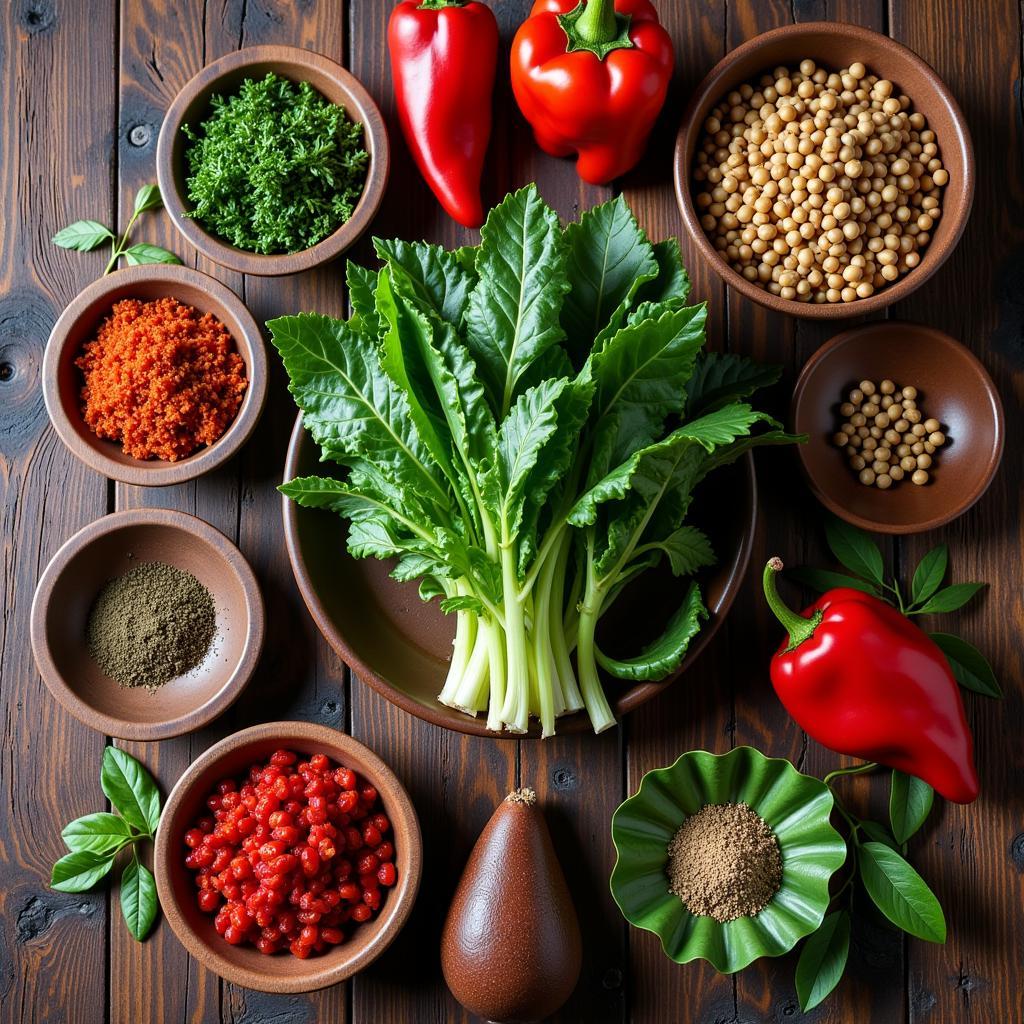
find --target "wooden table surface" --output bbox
[2,1,1021,1021]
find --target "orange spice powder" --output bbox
[76,297,248,462]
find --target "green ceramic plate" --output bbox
[610,746,847,974]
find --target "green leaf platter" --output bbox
[609,746,846,974]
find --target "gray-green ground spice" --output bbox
[86,561,216,690]
[666,802,782,923]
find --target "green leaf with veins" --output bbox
[122,243,181,266]
[346,261,381,335]
[889,771,934,844]
[929,633,1002,697]
[375,237,475,327]
[61,813,135,854]
[133,183,163,215]
[101,747,160,835]
[52,220,115,251]
[859,820,900,851]
[465,185,569,417]
[648,525,715,577]
[910,544,948,606]
[786,566,881,596]
[824,514,885,587]
[120,852,158,941]
[913,583,986,614]
[858,841,946,942]
[684,351,782,419]
[796,910,851,1012]
[51,850,117,893]
[596,581,707,680]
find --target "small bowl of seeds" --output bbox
[609,746,846,974]
[792,322,1004,534]
[30,508,264,740]
[674,21,974,318]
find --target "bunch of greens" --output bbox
[51,747,161,941]
[271,185,798,736]
[183,72,368,254]
[52,183,181,274]
[789,514,1000,1011]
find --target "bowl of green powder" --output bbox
[157,46,389,276]
[609,746,847,974]
[31,508,264,740]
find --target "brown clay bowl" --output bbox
[43,265,267,486]
[157,45,389,276]
[674,21,974,319]
[282,414,757,737]
[30,508,264,740]
[792,321,1003,534]
[154,721,422,993]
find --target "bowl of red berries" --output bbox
[154,721,422,992]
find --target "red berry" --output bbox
[198,890,221,913]
[377,862,397,887]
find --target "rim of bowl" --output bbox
[154,721,423,992]
[42,264,268,486]
[29,507,265,740]
[157,45,390,276]
[673,20,975,319]
[281,413,758,738]
[791,321,1004,533]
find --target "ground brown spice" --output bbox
[666,802,782,923]
[76,296,247,461]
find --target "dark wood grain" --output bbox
[2,1,1022,1023]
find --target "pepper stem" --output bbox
[575,0,617,43]
[557,0,634,60]
[763,557,823,652]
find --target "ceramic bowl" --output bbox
[609,746,847,974]
[157,45,389,276]
[42,265,267,487]
[30,508,264,740]
[674,21,974,319]
[154,722,422,993]
[791,321,1003,534]
[282,415,758,737]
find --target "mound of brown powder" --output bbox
[666,802,782,922]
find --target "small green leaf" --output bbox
[858,820,899,850]
[61,812,134,854]
[910,545,948,606]
[122,243,181,266]
[786,566,881,597]
[133,183,163,215]
[889,771,934,844]
[914,583,986,615]
[795,909,851,1012]
[52,220,115,252]
[439,595,483,615]
[824,515,884,586]
[120,851,158,941]
[51,850,116,892]
[929,633,1002,698]
[858,841,946,942]
[101,747,161,835]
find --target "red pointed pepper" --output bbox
[388,0,498,228]
[763,558,978,804]
[510,0,674,184]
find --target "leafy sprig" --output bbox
[787,513,1001,698]
[52,183,181,274]
[794,763,945,1011]
[51,746,161,941]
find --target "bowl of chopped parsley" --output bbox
[157,46,389,276]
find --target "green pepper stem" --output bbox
[763,557,823,652]
[575,0,617,44]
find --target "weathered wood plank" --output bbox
[0,2,116,1022]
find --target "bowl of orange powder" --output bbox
[43,265,267,486]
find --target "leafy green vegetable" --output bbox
[53,746,161,941]
[51,182,179,274]
[182,72,368,254]
[795,909,850,1011]
[272,185,800,735]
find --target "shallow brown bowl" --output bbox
[30,508,264,740]
[792,321,1003,533]
[157,45,389,276]
[43,265,267,486]
[155,721,422,993]
[282,415,757,737]
[674,21,974,319]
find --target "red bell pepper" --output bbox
[510,0,674,185]
[763,558,979,804]
[388,0,498,228]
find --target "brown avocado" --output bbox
[441,788,583,1023]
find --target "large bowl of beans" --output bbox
[674,21,974,318]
